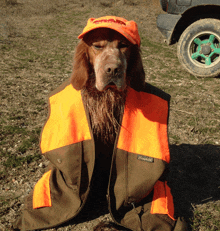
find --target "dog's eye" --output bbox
[93,44,103,50]
[118,43,129,49]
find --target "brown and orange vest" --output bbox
[14,80,176,231]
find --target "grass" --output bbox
[141,36,165,53]
[191,205,220,231]
[2,152,41,168]
[1,125,27,136]
[0,126,41,170]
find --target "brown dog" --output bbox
[71,28,145,145]
[70,29,145,223]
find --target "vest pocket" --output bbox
[120,191,175,231]
[150,180,175,221]
[33,170,52,209]
[121,207,142,231]
[46,143,82,187]
[126,152,165,203]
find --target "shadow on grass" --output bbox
[169,144,220,229]
[56,144,220,230]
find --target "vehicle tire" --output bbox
[177,18,220,78]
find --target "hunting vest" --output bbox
[14,80,176,231]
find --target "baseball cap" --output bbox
[78,16,141,46]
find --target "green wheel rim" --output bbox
[189,32,220,68]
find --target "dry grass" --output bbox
[0,0,220,230]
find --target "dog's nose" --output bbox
[105,64,119,76]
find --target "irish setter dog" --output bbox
[70,28,145,230]
[71,28,145,145]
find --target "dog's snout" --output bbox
[105,64,119,76]
[94,46,127,92]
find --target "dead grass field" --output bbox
[0,0,220,230]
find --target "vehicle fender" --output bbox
[177,0,191,6]
[157,13,182,45]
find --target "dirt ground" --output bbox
[0,0,220,230]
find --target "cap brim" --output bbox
[78,24,137,45]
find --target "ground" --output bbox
[0,0,220,230]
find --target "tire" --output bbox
[177,18,220,78]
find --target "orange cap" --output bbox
[78,16,141,46]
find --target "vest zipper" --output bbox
[131,202,144,231]
[106,104,131,230]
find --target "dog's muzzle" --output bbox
[94,48,127,91]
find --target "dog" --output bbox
[70,27,145,205]
[71,27,145,144]
[69,24,145,231]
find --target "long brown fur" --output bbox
[82,76,127,145]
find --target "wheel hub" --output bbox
[201,45,211,55]
[191,34,220,66]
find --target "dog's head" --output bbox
[71,16,145,92]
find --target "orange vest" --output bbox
[31,81,175,229]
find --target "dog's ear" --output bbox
[127,45,145,91]
[71,40,90,90]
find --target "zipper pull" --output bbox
[131,202,139,214]
[131,202,145,231]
